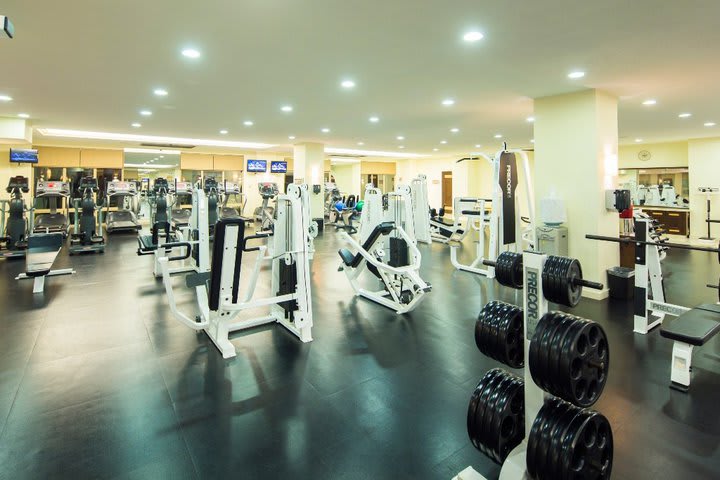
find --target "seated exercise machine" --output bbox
[33,179,70,237]
[169,181,193,231]
[458,251,610,480]
[254,182,279,232]
[450,145,536,279]
[105,179,141,233]
[332,195,359,234]
[587,217,720,391]
[15,233,75,294]
[0,176,33,259]
[219,180,245,219]
[158,183,314,359]
[69,176,105,255]
[448,197,494,275]
[138,178,210,278]
[338,221,431,314]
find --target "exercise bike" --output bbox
[69,176,105,255]
[0,176,33,259]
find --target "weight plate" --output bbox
[528,397,572,479]
[487,375,524,463]
[547,313,576,397]
[557,316,590,404]
[529,312,554,392]
[471,369,506,456]
[556,408,592,480]
[540,255,556,303]
[476,302,497,357]
[561,410,613,480]
[546,400,581,480]
[488,303,506,361]
[566,258,584,307]
[534,312,564,393]
[526,398,554,478]
[503,306,524,368]
[548,256,565,305]
[481,373,516,463]
[467,369,503,449]
[563,321,609,408]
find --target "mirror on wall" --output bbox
[618,167,689,209]
[123,151,181,183]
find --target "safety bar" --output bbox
[243,233,272,252]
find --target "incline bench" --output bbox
[15,233,75,293]
[660,303,720,392]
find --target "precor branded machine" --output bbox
[255,182,279,232]
[158,183,314,359]
[169,181,193,231]
[219,180,245,218]
[105,180,141,233]
[33,180,70,237]
[0,176,33,259]
[69,176,105,255]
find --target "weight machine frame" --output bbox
[159,183,314,359]
[410,175,432,244]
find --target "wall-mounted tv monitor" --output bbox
[9,148,38,164]
[247,159,267,173]
[271,161,288,173]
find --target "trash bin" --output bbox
[313,218,324,233]
[607,266,634,299]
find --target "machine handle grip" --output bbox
[243,233,271,252]
[707,284,720,290]
[167,242,193,261]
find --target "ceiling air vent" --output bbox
[141,142,196,149]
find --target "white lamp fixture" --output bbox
[396,135,405,140]
[18,113,29,118]
[494,134,503,139]
[131,123,142,128]
[288,135,296,140]
[219,129,228,135]
[450,128,459,133]
[153,88,168,96]
[442,98,455,106]
[243,120,254,126]
[463,31,484,42]
[281,105,293,112]
[325,146,425,159]
[0,94,12,102]
[321,128,330,133]
[140,110,152,116]
[181,48,201,59]
[567,71,585,79]
[678,113,692,118]
[705,122,716,127]
[642,99,657,106]
[440,140,448,144]
[369,116,379,123]
[526,116,535,123]
[341,79,356,89]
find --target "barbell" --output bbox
[585,233,720,263]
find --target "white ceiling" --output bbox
[2,0,720,157]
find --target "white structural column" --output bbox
[534,89,619,299]
[293,142,325,218]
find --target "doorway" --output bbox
[442,171,453,213]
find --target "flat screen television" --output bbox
[271,161,288,173]
[247,159,267,173]
[9,148,39,164]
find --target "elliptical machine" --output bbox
[0,176,33,259]
[69,176,105,255]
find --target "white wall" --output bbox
[688,138,720,239]
[331,164,358,195]
[619,141,688,168]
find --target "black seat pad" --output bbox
[26,233,63,277]
[660,304,720,346]
[338,221,394,268]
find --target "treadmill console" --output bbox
[170,181,193,195]
[7,176,29,193]
[107,181,138,196]
[258,182,279,198]
[220,181,240,195]
[36,180,70,196]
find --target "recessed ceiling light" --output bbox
[635,138,643,143]
[288,135,296,140]
[243,120,254,126]
[18,113,29,119]
[219,129,228,135]
[357,141,364,146]
[568,71,585,79]
[678,113,692,118]
[398,145,405,149]
[433,148,439,152]
[41,129,274,149]
[396,135,405,140]
[450,128,459,133]
[341,79,356,89]
[463,31,484,42]
[0,95,13,102]
[526,116,535,123]
[181,48,201,59]
[442,98,455,106]
[140,110,152,116]
[325,147,425,159]
[160,155,164,158]
[281,105,293,112]
[154,88,168,96]
[131,123,142,128]
[321,128,330,133]
[369,116,379,123]
[704,122,716,127]
[530,139,535,144]
[494,134,503,138]
[474,144,481,148]
[440,140,448,144]
[642,99,657,106]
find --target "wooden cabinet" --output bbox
[641,208,690,236]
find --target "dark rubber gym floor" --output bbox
[0,230,718,479]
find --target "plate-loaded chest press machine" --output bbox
[158,183,314,359]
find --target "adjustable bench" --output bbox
[660,303,720,392]
[15,233,75,293]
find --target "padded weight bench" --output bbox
[15,233,75,293]
[660,304,720,392]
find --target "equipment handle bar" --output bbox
[243,233,271,252]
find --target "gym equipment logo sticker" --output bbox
[525,267,539,339]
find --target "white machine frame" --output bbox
[410,175,431,244]
[159,183,314,359]
[339,223,431,314]
[449,197,494,275]
[358,184,383,243]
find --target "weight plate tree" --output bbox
[467,368,525,464]
[475,301,524,368]
[529,312,609,408]
[527,397,613,480]
[541,255,603,307]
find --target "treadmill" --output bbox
[105,180,141,233]
[33,180,71,237]
[219,180,245,218]
[169,181,193,230]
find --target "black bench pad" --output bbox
[338,221,394,268]
[660,304,720,346]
